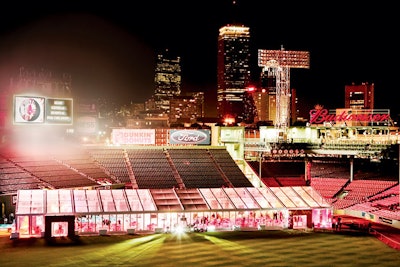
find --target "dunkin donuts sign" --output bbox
[169,129,211,145]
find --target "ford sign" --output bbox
[169,129,211,145]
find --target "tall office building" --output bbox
[260,68,277,123]
[169,92,205,124]
[154,49,182,113]
[291,88,298,124]
[344,82,374,110]
[217,25,251,123]
[250,87,269,123]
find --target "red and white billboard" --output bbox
[111,129,155,145]
[13,95,73,125]
[14,96,45,123]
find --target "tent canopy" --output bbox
[16,187,331,216]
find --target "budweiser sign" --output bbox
[309,109,391,124]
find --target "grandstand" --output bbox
[0,128,399,241]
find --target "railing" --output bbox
[370,228,400,250]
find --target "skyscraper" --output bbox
[169,92,205,124]
[154,49,182,113]
[344,82,374,110]
[217,25,251,123]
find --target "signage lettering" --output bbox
[169,130,210,145]
[171,131,206,143]
[309,109,391,124]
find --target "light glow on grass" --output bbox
[1,231,398,266]
[206,225,216,232]
[174,225,185,234]
[172,226,190,241]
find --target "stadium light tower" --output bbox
[258,46,310,131]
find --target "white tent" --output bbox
[13,187,332,238]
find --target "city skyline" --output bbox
[0,1,397,118]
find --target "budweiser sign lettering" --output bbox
[309,109,391,124]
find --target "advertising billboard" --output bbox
[309,108,392,127]
[111,129,156,145]
[14,96,45,123]
[13,95,73,125]
[45,98,73,125]
[220,127,244,143]
[169,129,211,145]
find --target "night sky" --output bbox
[0,1,397,118]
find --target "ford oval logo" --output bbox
[170,130,208,144]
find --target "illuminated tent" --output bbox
[13,186,332,238]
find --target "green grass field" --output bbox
[1,230,400,267]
